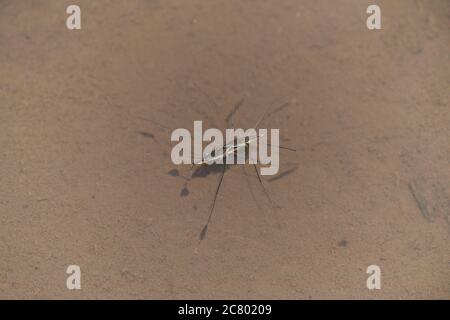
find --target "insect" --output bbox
[178,98,297,242]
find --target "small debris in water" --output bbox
[338,240,348,247]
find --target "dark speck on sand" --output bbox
[338,240,348,247]
[139,131,154,139]
[180,187,189,197]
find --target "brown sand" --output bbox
[0,0,449,299]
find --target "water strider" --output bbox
[138,96,296,242]
[178,98,297,242]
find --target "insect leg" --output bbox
[199,164,228,241]
[252,163,277,210]
[242,165,263,212]
[226,97,245,128]
[254,101,290,129]
[267,144,297,152]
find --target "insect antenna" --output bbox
[199,163,228,242]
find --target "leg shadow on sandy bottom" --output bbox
[408,176,450,231]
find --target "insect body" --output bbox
[198,134,259,165]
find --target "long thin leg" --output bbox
[199,164,228,241]
[135,115,172,131]
[267,144,296,152]
[253,164,276,210]
[254,101,290,129]
[226,97,245,128]
[242,165,262,212]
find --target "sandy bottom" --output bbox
[0,0,449,299]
